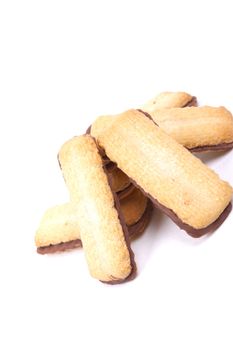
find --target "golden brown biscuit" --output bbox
[150,106,233,151]
[77,120,130,193]
[58,134,135,283]
[142,92,197,113]
[93,109,232,237]
[35,203,82,250]
[91,106,233,153]
[35,187,150,253]
[36,200,152,254]
[90,115,116,142]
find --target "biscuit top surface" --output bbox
[58,135,133,282]
[96,110,232,229]
[142,92,193,113]
[35,203,81,247]
[151,106,233,122]
[150,106,233,148]
[91,115,115,140]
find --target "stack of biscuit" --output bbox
[35,92,233,284]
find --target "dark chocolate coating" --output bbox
[86,125,91,134]
[190,142,233,153]
[183,96,197,107]
[117,183,134,200]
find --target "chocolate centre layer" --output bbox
[190,142,233,153]
[183,96,197,107]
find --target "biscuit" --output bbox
[149,106,233,151]
[142,92,197,113]
[35,187,150,253]
[93,109,232,237]
[58,134,136,283]
[35,203,82,250]
[36,199,152,254]
[83,122,130,192]
[91,106,233,153]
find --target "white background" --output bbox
[1,1,233,349]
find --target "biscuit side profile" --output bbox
[142,92,197,113]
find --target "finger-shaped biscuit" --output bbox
[93,109,232,237]
[35,203,82,251]
[58,134,135,283]
[150,106,233,151]
[142,92,197,113]
[35,186,151,253]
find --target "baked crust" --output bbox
[150,106,233,149]
[142,92,196,113]
[95,109,232,231]
[58,135,135,282]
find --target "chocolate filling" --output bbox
[36,202,151,255]
[37,239,82,254]
[190,142,233,153]
[183,96,197,107]
[117,183,134,200]
[86,125,92,134]
[104,160,117,171]
[137,109,157,123]
[140,103,233,153]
